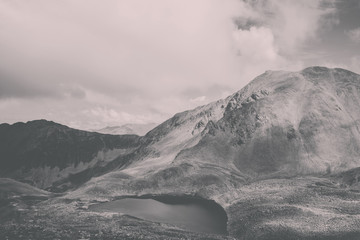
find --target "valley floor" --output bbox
[0,196,233,240]
[1,175,360,240]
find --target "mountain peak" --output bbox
[25,119,66,129]
[302,65,330,73]
[174,66,360,176]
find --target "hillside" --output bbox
[0,120,140,190]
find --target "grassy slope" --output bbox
[0,178,51,197]
[227,177,360,239]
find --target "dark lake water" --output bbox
[89,196,227,235]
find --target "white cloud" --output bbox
[228,0,337,84]
[0,0,340,129]
[83,107,138,128]
[233,26,278,61]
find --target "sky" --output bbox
[1,0,360,130]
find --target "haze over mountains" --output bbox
[94,123,158,136]
[1,66,360,239]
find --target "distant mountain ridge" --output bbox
[0,120,140,190]
[94,123,158,136]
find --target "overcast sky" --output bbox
[1,0,360,130]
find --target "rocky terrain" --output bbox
[1,66,360,239]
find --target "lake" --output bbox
[89,195,227,235]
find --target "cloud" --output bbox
[233,26,279,61]
[228,0,338,87]
[0,69,86,100]
[190,96,207,103]
[0,0,242,99]
[233,0,337,57]
[84,107,150,125]
[0,0,342,129]
[346,28,360,43]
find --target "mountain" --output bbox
[69,66,360,239]
[0,120,140,190]
[1,67,360,239]
[176,66,360,176]
[76,67,360,197]
[94,123,158,136]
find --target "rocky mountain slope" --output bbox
[176,66,360,176]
